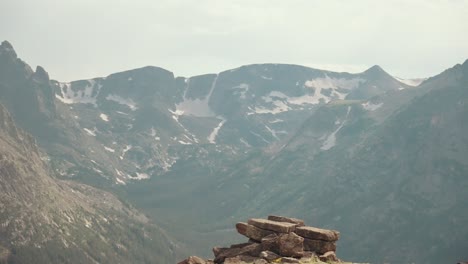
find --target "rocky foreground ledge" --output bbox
[179,215,351,264]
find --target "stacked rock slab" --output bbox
[266,216,305,226]
[178,215,341,264]
[295,226,339,254]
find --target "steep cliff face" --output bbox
[0,41,57,141]
[0,103,175,263]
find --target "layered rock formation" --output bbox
[179,216,342,264]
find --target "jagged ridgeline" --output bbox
[1,38,468,264]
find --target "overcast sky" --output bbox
[1,0,467,81]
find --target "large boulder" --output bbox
[213,243,262,263]
[303,238,337,254]
[295,226,340,241]
[277,233,304,258]
[261,234,280,253]
[236,222,275,241]
[248,218,297,233]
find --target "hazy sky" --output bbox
[1,0,467,81]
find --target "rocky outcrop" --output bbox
[179,215,342,264]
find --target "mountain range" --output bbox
[0,40,467,263]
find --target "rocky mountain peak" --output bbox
[92,65,179,109]
[34,65,50,82]
[0,40,13,49]
[0,40,18,60]
[422,58,468,86]
[363,65,386,76]
[0,40,34,79]
[1,40,13,49]
[107,65,174,80]
[0,40,15,53]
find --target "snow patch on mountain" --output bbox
[168,109,199,143]
[105,94,137,111]
[249,76,362,115]
[301,76,363,103]
[176,74,218,117]
[161,157,178,171]
[251,131,270,144]
[361,101,383,111]
[104,146,115,153]
[250,90,323,115]
[120,145,132,160]
[115,178,126,185]
[83,128,96,136]
[254,95,291,115]
[240,138,251,147]
[232,83,250,99]
[269,118,284,123]
[394,77,426,86]
[265,125,280,140]
[321,106,351,151]
[115,169,124,177]
[305,75,364,90]
[150,127,161,141]
[208,117,226,144]
[131,172,150,180]
[252,91,302,114]
[116,111,129,115]
[169,109,184,117]
[99,113,109,122]
[56,80,102,105]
